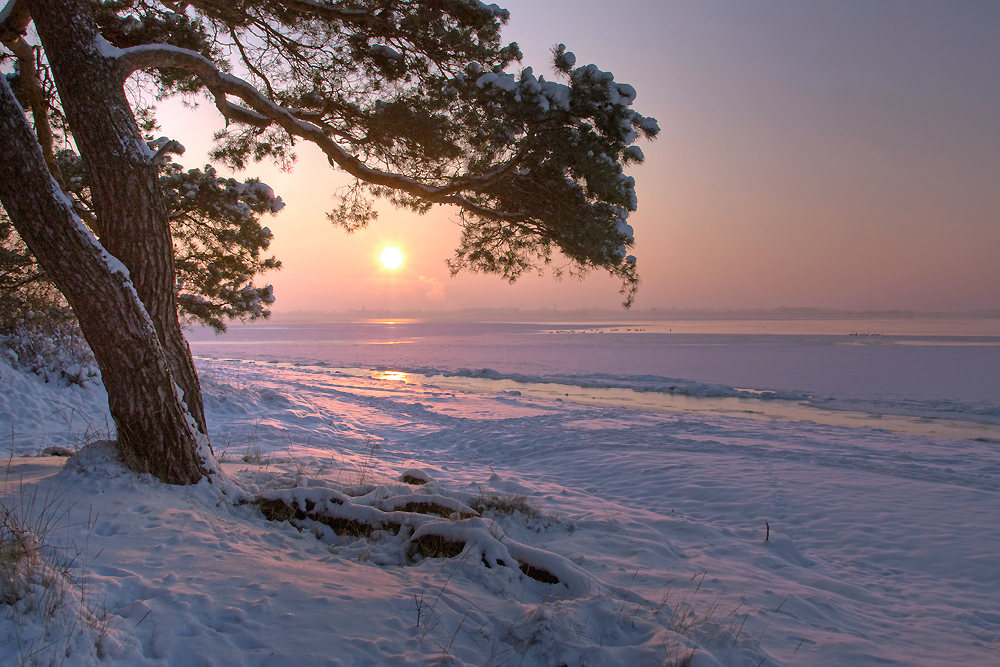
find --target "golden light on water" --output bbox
[380,246,404,269]
[377,370,408,382]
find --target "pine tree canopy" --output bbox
[2,0,658,311]
[0,0,660,483]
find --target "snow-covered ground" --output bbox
[2,323,1000,665]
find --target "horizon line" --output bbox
[263,305,1000,323]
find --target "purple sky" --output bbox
[159,0,1000,313]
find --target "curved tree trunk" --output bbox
[0,74,208,484]
[28,0,208,437]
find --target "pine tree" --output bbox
[0,0,657,483]
[0,39,284,334]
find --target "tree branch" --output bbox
[114,41,532,219]
[437,193,529,223]
[190,0,390,30]
[231,28,276,99]
[0,0,30,43]
[1,36,65,186]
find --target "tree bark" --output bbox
[28,0,208,437]
[0,74,209,484]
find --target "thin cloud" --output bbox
[419,276,446,302]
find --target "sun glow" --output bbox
[380,246,404,269]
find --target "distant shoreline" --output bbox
[264,306,1000,324]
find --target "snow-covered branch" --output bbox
[113,41,531,220]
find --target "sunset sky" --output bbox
[158,0,1000,314]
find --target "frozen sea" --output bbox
[187,318,1000,443]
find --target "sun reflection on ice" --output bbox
[377,370,409,382]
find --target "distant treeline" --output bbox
[267,306,1000,324]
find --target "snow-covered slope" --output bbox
[2,355,999,665]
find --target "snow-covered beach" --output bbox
[3,319,999,665]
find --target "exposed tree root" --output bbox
[407,534,466,560]
[519,562,560,584]
[250,495,396,539]
[246,476,594,593]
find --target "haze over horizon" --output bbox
[158,0,1000,315]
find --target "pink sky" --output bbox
[158,0,1000,314]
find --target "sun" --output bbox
[380,246,404,270]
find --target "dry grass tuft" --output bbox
[469,490,541,519]
[1,477,115,665]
